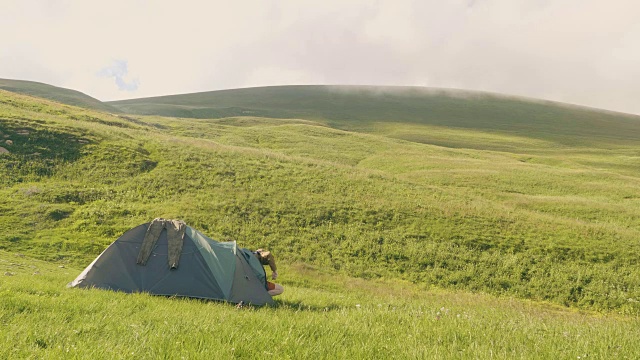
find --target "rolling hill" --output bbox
[2,82,640,356]
[1,83,640,316]
[0,78,121,114]
[108,85,640,148]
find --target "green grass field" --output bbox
[1,83,640,357]
[2,251,639,359]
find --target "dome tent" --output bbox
[68,219,274,305]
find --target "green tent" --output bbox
[68,220,274,305]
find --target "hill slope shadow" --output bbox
[0,119,89,184]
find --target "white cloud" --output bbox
[98,60,139,92]
[0,0,638,114]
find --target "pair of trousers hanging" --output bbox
[136,218,186,269]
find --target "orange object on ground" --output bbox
[266,281,284,296]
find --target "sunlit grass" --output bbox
[1,89,640,316]
[1,251,639,359]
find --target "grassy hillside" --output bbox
[2,250,639,359]
[0,78,120,114]
[1,88,640,318]
[108,85,640,148]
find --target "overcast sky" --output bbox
[1,0,639,114]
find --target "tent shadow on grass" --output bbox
[271,299,344,312]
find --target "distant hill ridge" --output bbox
[0,78,121,114]
[2,79,639,146]
[108,85,640,146]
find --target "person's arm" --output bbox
[266,253,278,279]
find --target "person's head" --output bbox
[256,249,273,265]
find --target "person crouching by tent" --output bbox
[255,249,284,296]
